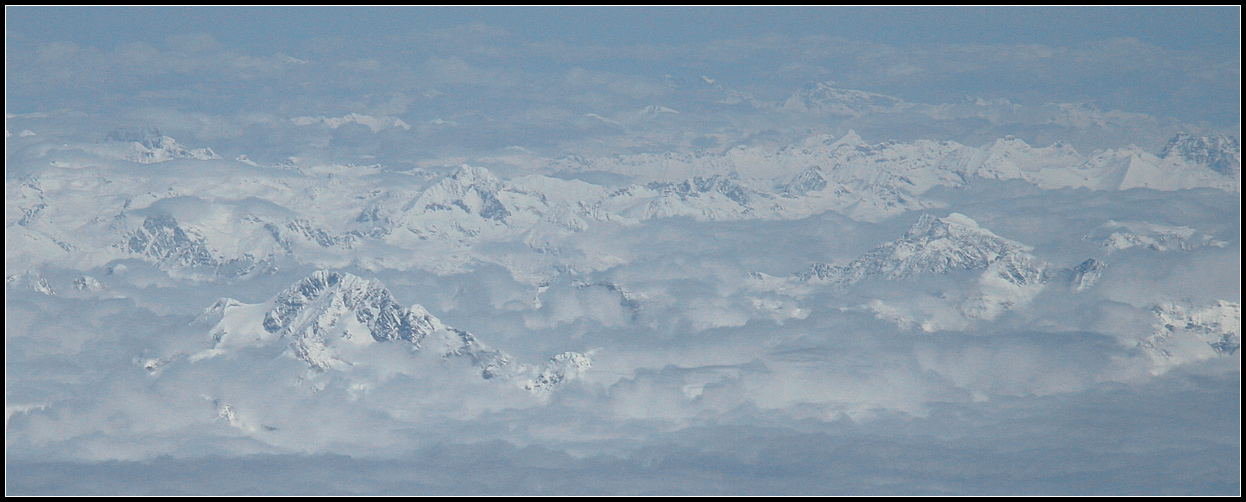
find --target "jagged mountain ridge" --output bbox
[127,215,230,269]
[186,270,592,393]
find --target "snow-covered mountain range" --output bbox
[548,130,1240,192]
[7,131,1239,284]
[5,127,1241,395]
[741,211,1239,360]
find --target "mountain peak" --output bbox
[829,130,867,149]
[261,270,437,348]
[127,215,224,269]
[903,213,1012,245]
[406,165,511,221]
[1069,258,1106,292]
[451,164,502,187]
[189,270,590,391]
[105,128,220,164]
[798,213,1038,285]
[783,165,829,196]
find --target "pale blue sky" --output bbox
[6,6,1240,54]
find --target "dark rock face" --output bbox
[783,166,829,197]
[1160,133,1241,174]
[254,270,517,378]
[262,270,436,345]
[416,166,513,221]
[648,175,757,207]
[1069,258,1106,292]
[128,215,219,268]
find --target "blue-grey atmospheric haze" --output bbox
[5,6,1241,495]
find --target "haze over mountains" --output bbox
[5,8,1241,494]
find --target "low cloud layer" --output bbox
[7,358,1239,495]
